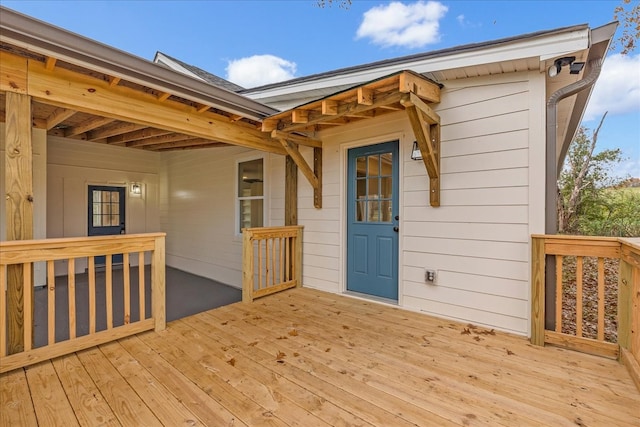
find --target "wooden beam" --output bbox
[25,58,285,154]
[107,127,173,145]
[108,76,121,87]
[87,122,147,141]
[4,92,34,354]
[45,108,76,130]
[403,92,439,125]
[278,91,404,133]
[401,94,441,207]
[0,51,28,93]
[275,132,322,209]
[313,146,323,209]
[142,138,218,151]
[291,109,309,124]
[65,116,115,137]
[321,100,338,115]
[157,92,171,102]
[399,71,441,103]
[44,57,57,71]
[196,104,210,113]
[285,156,298,226]
[357,87,373,105]
[126,133,198,148]
[271,130,322,148]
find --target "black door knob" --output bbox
[393,226,399,232]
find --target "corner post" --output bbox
[152,235,166,331]
[531,236,546,346]
[5,91,34,354]
[242,229,254,302]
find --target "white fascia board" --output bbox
[247,28,590,104]
[153,52,206,83]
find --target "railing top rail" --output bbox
[531,234,621,242]
[0,233,166,251]
[619,237,640,252]
[243,226,303,240]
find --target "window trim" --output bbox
[235,154,267,236]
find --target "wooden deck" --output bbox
[2,288,639,426]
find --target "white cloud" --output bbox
[226,55,296,88]
[356,1,448,49]
[584,54,640,121]
[456,14,465,25]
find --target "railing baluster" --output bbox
[23,263,32,352]
[258,239,263,290]
[88,257,96,334]
[555,255,563,333]
[123,253,130,325]
[271,237,276,287]
[106,255,113,329]
[576,256,583,337]
[279,237,284,285]
[0,265,6,357]
[68,258,76,339]
[138,251,145,321]
[597,257,605,341]
[47,260,55,345]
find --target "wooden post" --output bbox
[4,92,34,354]
[242,230,254,302]
[313,147,322,209]
[285,156,298,226]
[152,235,166,331]
[618,259,633,351]
[531,236,546,346]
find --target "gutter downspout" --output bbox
[544,58,603,330]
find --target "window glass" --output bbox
[238,158,264,232]
[354,153,393,223]
[92,190,121,227]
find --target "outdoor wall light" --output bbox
[569,61,585,74]
[130,182,142,195]
[547,56,577,77]
[411,141,422,160]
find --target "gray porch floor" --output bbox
[33,266,241,347]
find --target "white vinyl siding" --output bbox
[292,71,542,335]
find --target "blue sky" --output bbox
[3,0,639,178]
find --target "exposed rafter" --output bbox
[261,70,442,208]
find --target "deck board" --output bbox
[2,287,639,426]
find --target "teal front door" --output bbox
[347,141,399,300]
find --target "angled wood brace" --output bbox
[272,130,322,209]
[401,92,441,207]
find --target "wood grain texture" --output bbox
[3,288,639,426]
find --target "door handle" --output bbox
[393,226,399,232]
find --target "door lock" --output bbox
[393,226,399,232]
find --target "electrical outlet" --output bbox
[425,269,436,283]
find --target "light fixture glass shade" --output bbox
[410,141,422,160]
[130,183,142,194]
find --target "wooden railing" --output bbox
[531,235,640,389]
[242,226,303,303]
[0,233,166,373]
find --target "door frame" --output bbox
[339,131,406,305]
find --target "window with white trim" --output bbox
[237,158,264,232]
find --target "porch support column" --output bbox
[4,91,35,354]
[285,156,298,225]
[273,130,323,209]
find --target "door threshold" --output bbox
[343,290,398,306]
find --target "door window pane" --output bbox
[92,190,121,228]
[353,152,394,223]
[356,156,366,177]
